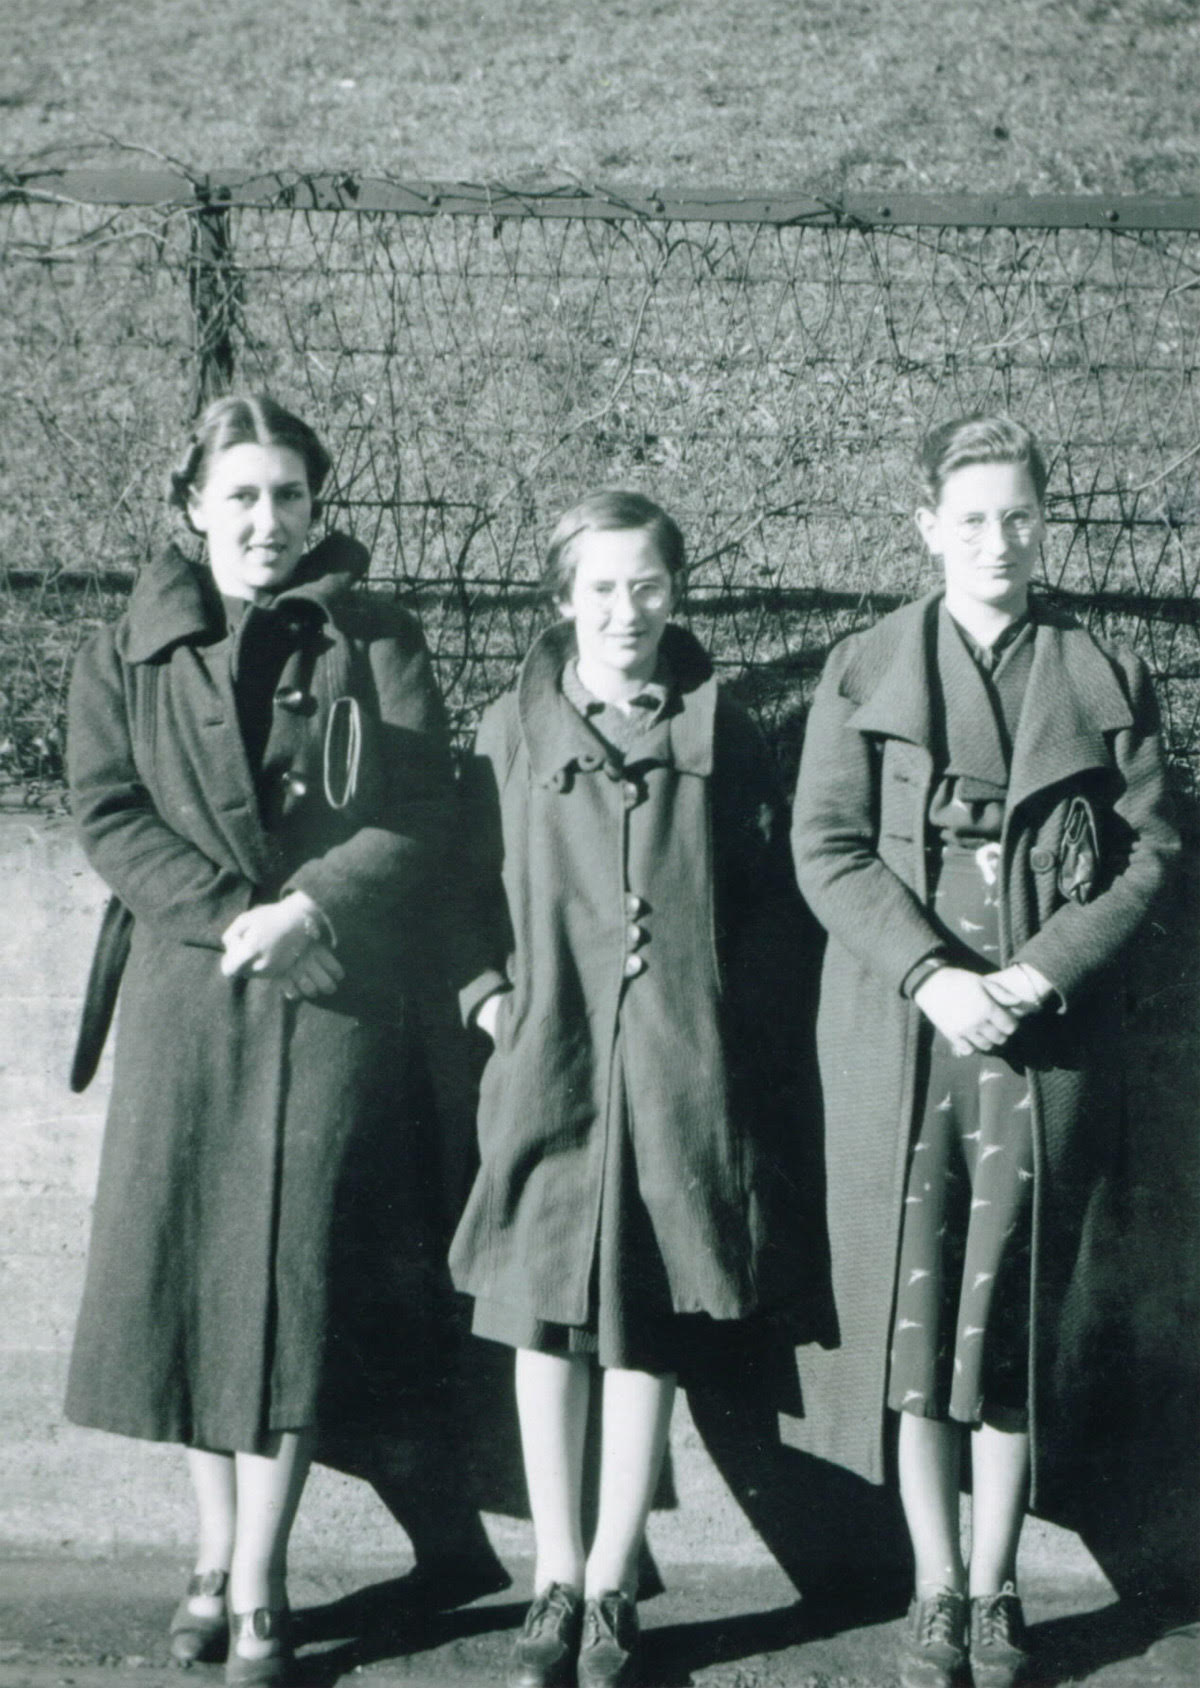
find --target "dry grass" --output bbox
[2,0,1198,193]
[2,0,1198,801]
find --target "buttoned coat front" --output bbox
[448,621,833,1341]
[789,591,1178,1505]
[65,537,456,1452]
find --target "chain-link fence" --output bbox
[2,171,1197,804]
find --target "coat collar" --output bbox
[846,589,1136,807]
[117,533,370,664]
[517,620,718,783]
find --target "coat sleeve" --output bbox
[1012,654,1180,1003]
[791,643,949,992]
[285,608,456,940]
[68,629,256,947]
[447,697,517,1027]
[713,696,823,1049]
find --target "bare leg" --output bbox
[184,1448,236,1614]
[897,1413,967,1595]
[968,1423,1029,1594]
[228,1429,314,1657]
[515,1349,590,1592]
[585,1367,676,1599]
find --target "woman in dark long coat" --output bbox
[791,417,1178,1688]
[66,395,457,1685]
[449,491,829,1688]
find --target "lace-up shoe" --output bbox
[507,1583,583,1688]
[577,1591,640,1688]
[897,1588,968,1688]
[970,1583,1028,1688]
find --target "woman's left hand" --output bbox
[220,892,343,990]
[279,941,344,1000]
[981,962,1056,1017]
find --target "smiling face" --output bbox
[188,442,314,600]
[560,525,675,693]
[917,459,1044,622]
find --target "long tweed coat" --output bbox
[65,537,457,1452]
[448,620,834,1342]
[788,590,1179,1505]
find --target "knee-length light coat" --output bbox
[448,620,835,1344]
[65,536,456,1452]
[789,590,1178,1506]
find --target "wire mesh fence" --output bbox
[2,171,1198,805]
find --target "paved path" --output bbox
[1,1555,1196,1687]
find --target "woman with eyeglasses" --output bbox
[450,490,831,1688]
[791,416,1178,1688]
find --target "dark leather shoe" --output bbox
[169,1569,229,1667]
[225,1607,293,1687]
[578,1591,640,1688]
[970,1584,1028,1688]
[507,1583,583,1688]
[897,1588,967,1688]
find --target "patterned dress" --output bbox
[887,608,1038,1432]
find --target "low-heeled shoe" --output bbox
[169,1569,229,1667]
[225,1606,293,1687]
[970,1584,1029,1688]
[896,1588,968,1688]
[507,1583,584,1688]
[578,1590,640,1688]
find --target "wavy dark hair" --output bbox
[167,394,333,528]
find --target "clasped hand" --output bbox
[913,964,1049,1058]
[220,892,344,1000]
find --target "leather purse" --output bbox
[69,893,134,1093]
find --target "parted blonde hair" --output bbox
[541,489,687,603]
[917,415,1049,509]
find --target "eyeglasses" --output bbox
[953,512,1040,547]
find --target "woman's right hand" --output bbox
[912,965,1019,1056]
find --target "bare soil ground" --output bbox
[2,1551,1196,1688]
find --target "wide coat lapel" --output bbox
[842,593,940,750]
[1007,616,1135,817]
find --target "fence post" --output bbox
[188,182,238,412]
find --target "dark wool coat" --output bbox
[448,621,834,1341]
[65,537,457,1453]
[789,590,1179,1505]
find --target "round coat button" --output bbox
[621,781,639,807]
[625,893,645,917]
[275,686,307,710]
[626,924,646,948]
[284,771,307,796]
[1030,847,1055,872]
[623,953,646,979]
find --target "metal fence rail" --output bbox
[2,170,1198,800]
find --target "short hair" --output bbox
[917,415,1049,509]
[167,394,332,525]
[541,490,687,603]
